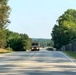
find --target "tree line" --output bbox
[32,38,54,47]
[6,30,32,51]
[0,0,32,51]
[51,9,76,50]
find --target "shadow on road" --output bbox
[0,51,76,75]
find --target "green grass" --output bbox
[64,51,76,59]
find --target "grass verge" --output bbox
[64,51,76,59]
[0,48,12,54]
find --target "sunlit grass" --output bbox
[0,48,11,54]
[64,51,76,59]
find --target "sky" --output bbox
[8,0,76,39]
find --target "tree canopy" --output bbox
[51,9,76,49]
[0,0,11,28]
[6,30,32,51]
[0,0,11,48]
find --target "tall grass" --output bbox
[0,48,11,53]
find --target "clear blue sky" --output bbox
[8,0,76,39]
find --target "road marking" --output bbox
[60,51,76,64]
[31,51,36,57]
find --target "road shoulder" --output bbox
[63,51,76,63]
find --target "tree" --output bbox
[8,38,26,51]
[0,0,11,48]
[6,30,32,51]
[51,9,76,49]
[0,29,6,48]
[0,0,11,28]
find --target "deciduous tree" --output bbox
[52,9,76,49]
[0,0,11,48]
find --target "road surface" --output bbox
[0,50,76,75]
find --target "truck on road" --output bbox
[31,42,40,51]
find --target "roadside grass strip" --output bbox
[64,51,76,59]
[60,51,76,65]
[0,48,10,54]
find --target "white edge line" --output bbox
[60,51,76,64]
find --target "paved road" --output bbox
[0,50,76,75]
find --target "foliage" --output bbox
[32,38,54,47]
[0,0,33,51]
[0,28,6,48]
[51,9,76,49]
[0,0,11,48]
[6,30,32,51]
[0,0,11,28]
